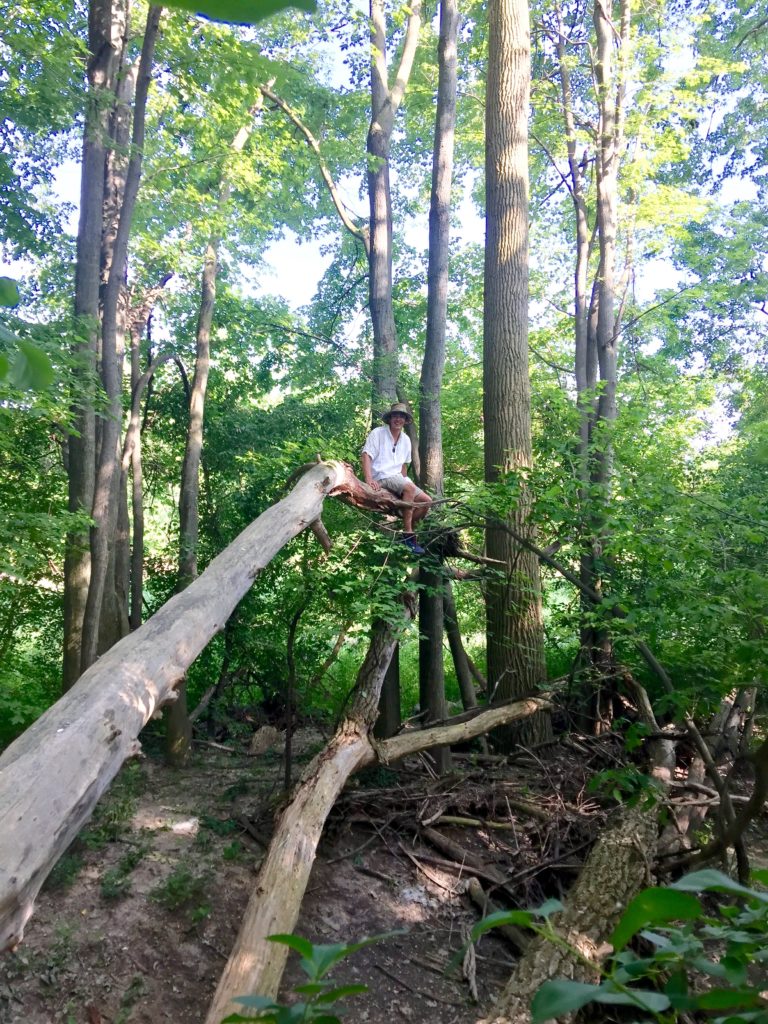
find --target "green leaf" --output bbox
[531,980,600,1022]
[611,888,702,951]
[292,982,327,995]
[593,986,671,1012]
[267,933,315,959]
[231,994,280,1010]
[673,870,768,903]
[692,988,764,1011]
[0,277,20,308]
[160,0,315,24]
[470,909,536,942]
[300,932,403,981]
[665,970,693,1010]
[0,352,8,380]
[537,899,564,919]
[9,339,54,390]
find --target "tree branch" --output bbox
[260,85,369,252]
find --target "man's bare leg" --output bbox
[401,481,416,533]
[401,482,432,531]
[413,491,432,524]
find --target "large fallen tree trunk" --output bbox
[204,623,550,1024]
[0,462,352,952]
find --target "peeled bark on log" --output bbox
[0,462,348,952]
[204,692,550,1022]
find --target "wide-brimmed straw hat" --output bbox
[382,402,413,424]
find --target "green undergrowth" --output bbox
[150,863,212,923]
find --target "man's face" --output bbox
[391,413,406,426]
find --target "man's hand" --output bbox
[361,452,380,490]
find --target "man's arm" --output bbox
[401,463,408,477]
[361,452,381,490]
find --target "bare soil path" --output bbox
[2,732,558,1024]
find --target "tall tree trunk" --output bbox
[367,0,422,416]
[80,5,162,673]
[100,62,137,651]
[483,0,550,748]
[166,103,262,766]
[128,322,145,630]
[165,238,217,765]
[362,0,421,733]
[124,279,171,630]
[417,0,459,774]
[63,0,129,690]
[561,0,631,730]
[261,33,422,739]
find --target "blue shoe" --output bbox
[401,534,425,555]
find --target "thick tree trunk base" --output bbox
[480,802,658,1024]
[481,734,675,1024]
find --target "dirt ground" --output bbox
[3,727,760,1024]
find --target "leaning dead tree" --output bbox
[0,458,524,960]
[0,462,350,951]
[205,635,550,1022]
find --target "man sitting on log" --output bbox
[361,402,432,555]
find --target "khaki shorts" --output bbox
[379,475,408,496]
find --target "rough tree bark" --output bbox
[0,462,350,952]
[483,0,550,747]
[482,704,674,1024]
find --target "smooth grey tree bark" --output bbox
[80,4,162,673]
[63,0,129,690]
[367,0,422,415]
[418,0,460,774]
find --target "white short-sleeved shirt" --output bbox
[362,425,412,481]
